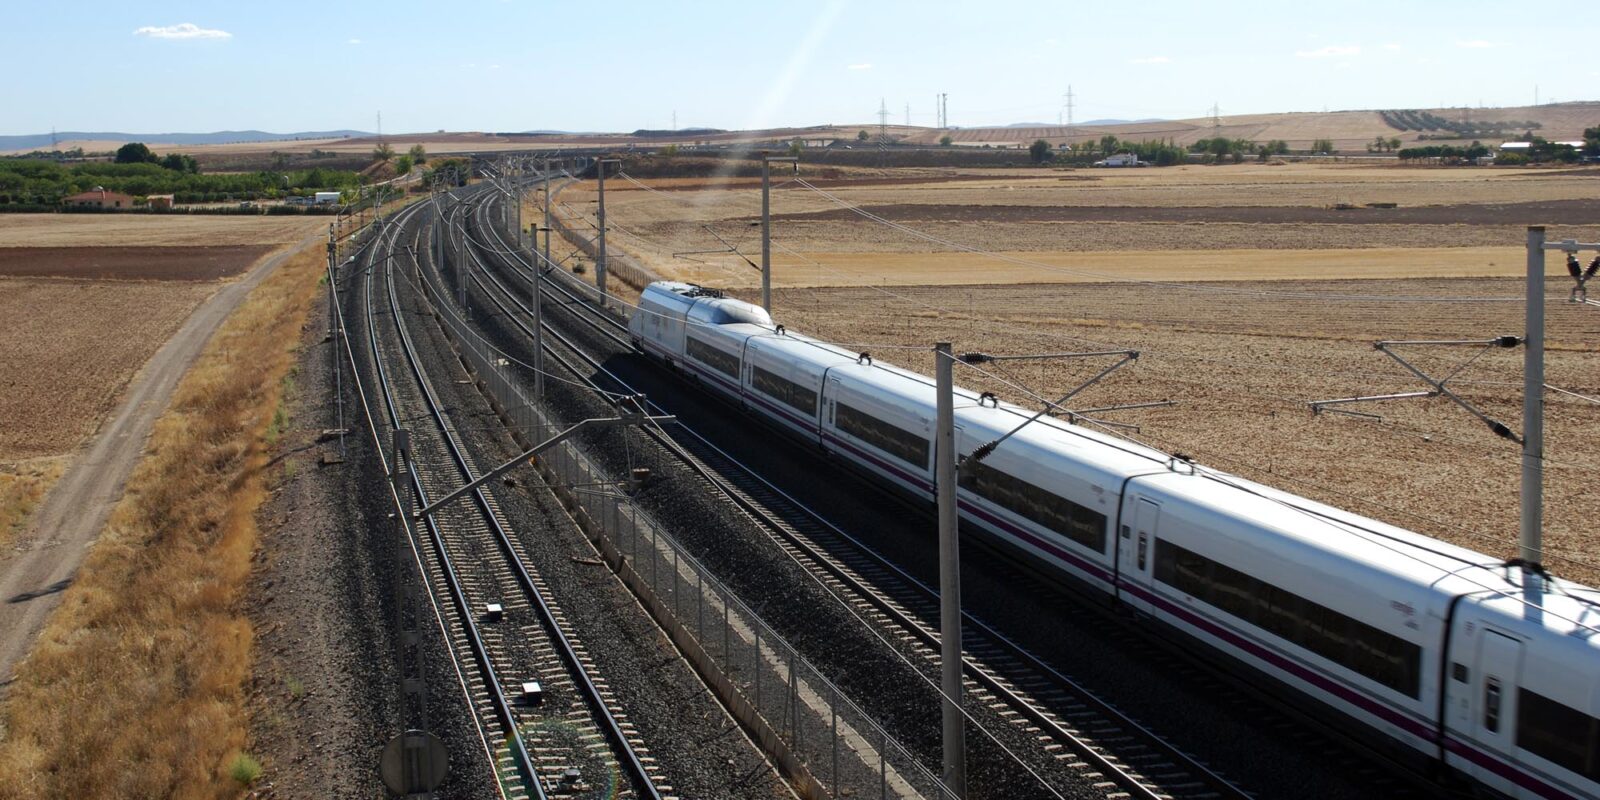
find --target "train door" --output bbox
[821,377,841,453]
[1469,629,1525,788]
[1118,498,1159,613]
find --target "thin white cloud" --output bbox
[1296,44,1360,58]
[847,62,873,70]
[134,23,231,40]
[1382,42,1402,51]
[1130,56,1171,65]
[1456,40,1503,48]
[347,38,362,45]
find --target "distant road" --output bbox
[0,234,318,689]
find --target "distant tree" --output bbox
[1583,126,1600,156]
[856,130,869,141]
[114,142,157,164]
[1099,134,1120,155]
[160,153,199,173]
[407,143,427,164]
[1029,139,1053,163]
[789,138,804,157]
[1313,138,1336,155]
[373,142,395,164]
[1387,137,1402,152]
[939,134,953,146]
[395,155,413,175]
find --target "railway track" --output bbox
[353,198,666,800]
[446,179,1255,800]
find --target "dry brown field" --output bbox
[574,160,1600,586]
[0,245,275,281]
[0,214,316,548]
[0,213,321,247]
[0,279,218,461]
[900,102,1600,150]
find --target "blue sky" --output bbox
[2,0,1595,135]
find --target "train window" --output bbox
[1151,540,1421,699]
[751,365,817,416]
[1518,688,1600,780]
[1451,663,1468,683]
[685,336,740,378]
[1484,678,1502,732]
[957,458,1107,552]
[835,402,930,469]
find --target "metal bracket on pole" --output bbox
[1549,238,1600,307]
[957,349,1141,469]
[411,413,674,520]
[1308,336,1522,441]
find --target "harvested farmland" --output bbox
[0,278,216,460]
[0,245,275,281]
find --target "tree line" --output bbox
[0,153,361,206]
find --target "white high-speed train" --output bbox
[629,281,1600,800]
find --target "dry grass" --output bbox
[0,457,67,550]
[0,214,321,248]
[0,278,216,460]
[0,243,324,799]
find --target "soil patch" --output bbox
[765,198,1600,226]
[0,278,217,459]
[0,245,274,281]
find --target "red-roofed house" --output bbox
[63,187,134,209]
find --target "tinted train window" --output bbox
[835,403,929,468]
[1518,688,1600,780]
[959,460,1106,553]
[1152,540,1421,698]
[685,336,739,378]
[751,365,817,416]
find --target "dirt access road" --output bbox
[0,232,321,690]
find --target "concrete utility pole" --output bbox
[1522,228,1546,591]
[595,158,621,308]
[760,154,798,313]
[934,342,967,798]
[542,161,552,272]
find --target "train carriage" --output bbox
[818,360,937,496]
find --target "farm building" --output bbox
[146,194,174,209]
[62,187,134,209]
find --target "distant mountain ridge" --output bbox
[0,130,370,151]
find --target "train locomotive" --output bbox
[629,280,1600,800]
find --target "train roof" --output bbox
[1139,466,1600,641]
